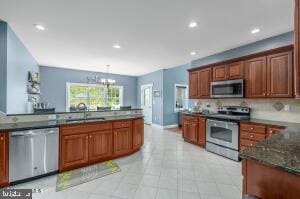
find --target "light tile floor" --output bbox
[9,125,243,199]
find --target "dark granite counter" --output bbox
[181,111,207,117]
[240,119,300,175]
[6,108,142,116]
[0,115,144,131]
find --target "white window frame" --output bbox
[174,84,188,112]
[66,82,123,111]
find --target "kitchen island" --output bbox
[240,121,300,199]
[0,109,144,188]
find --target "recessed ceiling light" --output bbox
[113,44,121,49]
[190,51,197,56]
[189,21,198,28]
[251,28,260,34]
[34,24,46,31]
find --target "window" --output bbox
[174,84,188,112]
[66,83,123,111]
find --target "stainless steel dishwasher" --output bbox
[9,128,59,183]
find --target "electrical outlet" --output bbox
[284,105,291,112]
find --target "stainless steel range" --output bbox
[206,106,250,161]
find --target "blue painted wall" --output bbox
[0,22,39,114]
[192,32,294,68]
[0,22,7,113]
[6,25,39,114]
[40,66,138,112]
[163,64,190,126]
[137,70,164,125]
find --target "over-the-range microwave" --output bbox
[211,79,244,98]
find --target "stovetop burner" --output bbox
[207,106,250,121]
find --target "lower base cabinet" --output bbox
[60,119,143,172]
[182,115,206,148]
[89,130,113,162]
[0,132,8,188]
[133,119,144,150]
[113,127,132,156]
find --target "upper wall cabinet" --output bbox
[245,51,293,98]
[295,0,300,98]
[188,68,212,99]
[189,71,199,99]
[212,62,244,82]
[198,68,212,98]
[188,45,294,99]
[245,57,267,98]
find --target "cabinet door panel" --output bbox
[61,134,89,170]
[0,132,8,187]
[189,72,199,99]
[188,122,198,143]
[113,128,132,156]
[267,51,293,98]
[199,68,212,98]
[228,61,244,80]
[89,130,112,161]
[133,119,144,150]
[198,117,206,147]
[213,65,227,81]
[245,57,267,98]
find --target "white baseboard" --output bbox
[151,124,178,129]
[163,124,179,129]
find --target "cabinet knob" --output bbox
[250,144,253,146]
[0,137,3,141]
[86,136,88,139]
[250,135,254,138]
[250,128,254,130]
[89,136,92,138]
[269,131,273,134]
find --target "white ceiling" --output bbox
[0,0,294,76]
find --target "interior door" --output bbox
[141,85,153,124]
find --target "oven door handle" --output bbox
[207,119,238,126]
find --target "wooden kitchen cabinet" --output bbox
[266,127,284,138]
[88,130,113,162]
[60,119,142,171]
[213,65,227,81]
[132,119,144,150]
[212,62,244,82]
[245,56,268,98]
[60,133,89,170]
[198,68,212,98]
[295,0,300,98]
[113,127,132,156]
[267,51,293,98]
[198,117,206,147]
[0,132,8,188]
[228,61,244,80]
[189,71,199,99]
[182,116,198,143]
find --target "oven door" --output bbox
[206,119,239,150]
[211,79,244,98]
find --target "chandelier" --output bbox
[87,65,116,87]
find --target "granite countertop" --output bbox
[240,119,300,175]
[0,115,144,131]
[6,108,142,116]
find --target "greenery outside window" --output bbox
[66,83,123,111]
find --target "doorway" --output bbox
[141,84,153,125]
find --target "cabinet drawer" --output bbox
[61,122,112,136]
[113,121,132,129]
[240,139,258,147]
[267,127,284,137]
[182,116,198,123]
[240,131,265,142]
[240,124,266,134]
